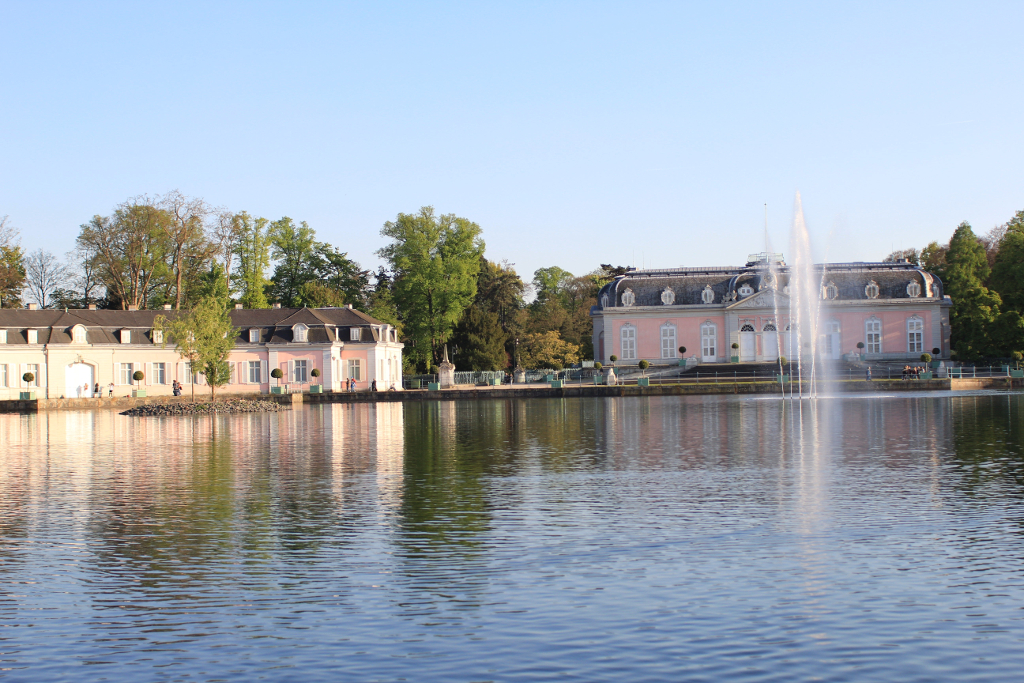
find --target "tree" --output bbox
[0,216,25,309]
[532,266,573,305]
[519,330,581,370]
[24,249,69,309]
[377,206,484,370]
[160,190,214,309]
[298,281,346,308]
[990,210,1024,313]
[156,296,237,400]
[945,222,1001,359]
[883,248,921,265]
[232,211,272,309]
[196,262,231,305]
[920,241,948,281]
[212,210,242,286]
[269,217,317,306]
[309,243,371,308]
[66,243,104,308]
[450,306,508,370]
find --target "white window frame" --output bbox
[350,327,361,341]
[701,322,717,360]
[738,284,754,297]
[118,363,134,385]
[73,325,87,344]
[27,329,38,344]
[152,362,166,384]
[660,324,677,359]
[865,318,882,354]
[347,358,362,380]
[293,359,308,383]
[620,324,637,360]
[0,364,6,387]
[120,329,130,344]
[248,360,262,384]
[865,281,880,299]
[823,282,838,300]
[907,317,924,353]
[249,328,260,343]
[0,330,6,344]
[152,330,163,345]
[907,281,922,297]
[293,324,307,343]
[23,364,40,387]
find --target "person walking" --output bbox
[371,379,377,392]
[865,366,872,381]
[108,382,114,397]
[94,382,100,397]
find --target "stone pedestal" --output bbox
[438,346,456,388]
[513,366,526,384]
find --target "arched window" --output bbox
[620,324,637,360]
[72,325,87,344]
[738,284,754,297]
[621,288,635,306]
[865,317,882,354]
[701,322,717,360]
[701,285,715,304]
[907,316,924,353]
[823,282,839,300]
[661,288,675,305]
[660,323,677,359]
[763,322,777,332]
[293,323,308,343]
[740,323,755,332]
[865,280,880,299]
[600,294,609,307]
[907,280,921,297]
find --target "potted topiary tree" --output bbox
[856,341,865,360]
[20,372,36,400]
[931,348,942,368]
[609,355,617,365]
[132,370,146,397]
[777,356,790,383]
[593,361,603,384]
[731,342,739,363]
[920,353,934,379]
[309,368,322,393]
[1012,351,1024,378]
[270,367,284,394]
[637,359,650,386]
[678,346,687,366]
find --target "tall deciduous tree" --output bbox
[23,249,69,309]
[156,296,237,400]
[945,221,1001,359]
[268,217,317,306]
[232,212,272,309]
[160,190,213,309]
[0,216,26,309]
[377,206,484,370]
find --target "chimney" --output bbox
[128,305,138,311]
[88,304,97,310]
[345,303,353,309]
[272,303,282,309]
[235,303,243,309]
[26,303,37,310]
[162,304,172,310]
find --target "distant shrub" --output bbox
[920,353,932,363]
[609,355,618,362]
[22,372,34,383]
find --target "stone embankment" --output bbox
[120,398,282,417]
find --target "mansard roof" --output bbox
[594,260,944,311]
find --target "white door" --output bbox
[762,332,779,361]
[65,363,94,398]
[701,324,717,363]
[739,326,756,362]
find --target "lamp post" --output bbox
[514,337,519,382]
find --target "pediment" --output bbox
[727,289,791,310]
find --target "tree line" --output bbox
[0,198,627,374]
[885,209,1024,361]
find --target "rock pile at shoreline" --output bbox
[121,398,283,417]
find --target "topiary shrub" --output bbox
[856,342,865,350]
[731,342,739,349]
[22,372,34,384]
[638,359,649,375]
[132,370,145,388]
[271,367,284,386]
[594,361,603,371]
[311,368,321,379]
[609,355,618,363]
[779,356,788,366]
[932,347,940,355]
[678,346,686,355]
[920,353,932,363]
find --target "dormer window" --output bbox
[350,327,361,341]
[738,284,754,297]
[620,288,635,306]
[27,329,38,344]
[120,330,130,344]
[661,288,675,305]
[72,325,87,344]
[907,281,921,297]
[0,330,6,344]
[153,330,163,345]
[865,280,880,299]
[822,282,838,300]
[292,324,308,343]
[701,285,715,304]
[249,328,260,343]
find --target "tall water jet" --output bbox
[787,192,830,398]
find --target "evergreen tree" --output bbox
[451,306,508,370]
[990,210,1024,313]
[945,222,1002,359]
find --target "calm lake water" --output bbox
[3,392,1024,681]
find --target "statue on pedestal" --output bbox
[513,366,526,384]
[438,345,456,388]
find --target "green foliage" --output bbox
[268,217,317,306]
[298,281,346,308]
[946,221,1002,359]
[22,372,34,383]
[638,359,649,374]
[779,356,788,366]
[594,361,602,370]
[271,367,284,380]
[678,346,686,355]
[309,243,370,308]
[132,370,144,384]
[310,368,321,381]
[609,354,618,362]
[450,306,508,371]
[990,210,1024,313]
[519,330,581,370]
[377,206,484,370]
[0,244,25,308]
[920,241,948,281]
[884,248,921,265]
[197,262,231,305]
[920,353,932,363]
[532,266,573,304]
[856,341,865,349]
[233,211,272,309]
[157,296,237,400]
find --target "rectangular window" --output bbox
[152,330,163,345]
[350,328,361,341]
[866,320,882,354]
[0,364,7,387]
[119,363,134,385]
[248,361,262,383]
[620,326,636,360]
[908,319,924,353]
[661,326,677,359]
[120,330,130,344]
[0,330,6,344]
[347,359,361,380]
[153,362,166,384]
[25,364,40,387]
[249,329,260,343]
[27,329,38,344]
[293,359,308,383]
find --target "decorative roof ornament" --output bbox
[660,288,675,305]
[621,288,635,306]
[865,280,880,299]
[701,285,715,304]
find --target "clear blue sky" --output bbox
[2,1,1022,281]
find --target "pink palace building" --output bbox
[591,253,951,366]
[0,304,403,399]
